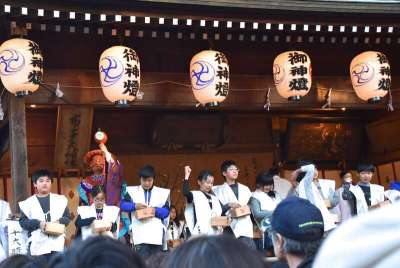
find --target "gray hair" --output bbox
[270,230,321,257]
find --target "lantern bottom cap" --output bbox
[368,96,381,104]
[15,90,31,98]
[114,100,130,107]
[204,101,220,108]
[288,95,301,101]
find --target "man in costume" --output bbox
[77,136,129,239]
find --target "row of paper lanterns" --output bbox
[0,38,392,106]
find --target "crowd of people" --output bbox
[0,142,399,268]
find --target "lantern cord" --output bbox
[0,88,4,121]
[40,83,71,104]
[263,88,271,111]
[0,86,5,99]
[387,88,394,112]
[40,81,400,94]
[321,88,332,109]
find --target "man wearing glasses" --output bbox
[213,160,256,249]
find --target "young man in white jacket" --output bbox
[19,170,71,263]
[213,160,255,249]
[120,165,170,259]
[342,163,385,215]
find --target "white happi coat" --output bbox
[77,204,120,240]
[18,194,68,256]
[298,165,336,231]
[317,179,336,200]
[167,221,183,240]
[213,182,253,238]
[251,190,281,231]
[184,190,223,236]
[0,200,11,261]
[349,183,385,215]
[273,176,292,199]
[127,186,170,246]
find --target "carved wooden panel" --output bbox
[285,119,363,162]
[54,106,93,169]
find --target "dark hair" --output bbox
[297,160,315,169]
[90,185,106,198]
[32,169,52,183]
[268,167,280,176]
[357,163,375,173]
[161,235,268,268]
[256,171,274,188]
[0,254,45,268]
[146,252,168,268]
[296,160,315,183]
[139,164,156,179]
[197,170,214,182]
[220,160,236,174]
[296,172,306,182]
[340,170,351,179]
[271,231,321,258]
[169,205,181,227]
[48,236,146,268]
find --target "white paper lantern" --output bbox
[350,51,390,103]
[99,46,140,106]
[0,38,43,97]
[190,50,229,107]
[273,51,312,101]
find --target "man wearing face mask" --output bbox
[332,170,357,223]
[120,165,170,259]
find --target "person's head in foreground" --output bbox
[270,196,324,268]
[49,236,146,268]
[313,201,400,268]
[161,235,268,268]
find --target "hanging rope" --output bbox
[387,87,394,112]
[263,88,271,111]
[321,88,332,109]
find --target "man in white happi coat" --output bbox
[295,161,338,232]
[120,164,170,259]
[213,160,256,249]
[19,170,71,263]
[342,163,384,215]
[0,199,11,262]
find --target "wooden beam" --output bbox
[9,96,29,213]
[26,69,400,110]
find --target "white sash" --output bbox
[213,182,253,238]
[77,204,120,240]
[0,200,11,259]
[19,194,67,255]
[127,186,170,247]
[385,190,400,203]
[318,179,336,199]
[184,191,223,236]
[298,165,336,231]
[167,221,183,240]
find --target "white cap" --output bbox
[313,202,400,268]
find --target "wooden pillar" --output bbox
[271,116,286,167]
[9,96,29,213]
